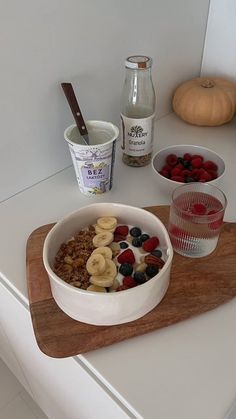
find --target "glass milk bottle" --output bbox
[121,56,156,167]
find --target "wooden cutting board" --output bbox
[26,206,236,358]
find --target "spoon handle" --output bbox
[61,82,88,137]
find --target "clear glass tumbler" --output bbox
[168,182,227,258]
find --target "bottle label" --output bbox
[120,114,155,156]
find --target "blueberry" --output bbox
[146,265,159,278]
[119,263,133,276]
[133,272,146,284]
[186,177,195,183]
[130,227,142,237]
[151,249,162,258]
[183,160,191,168]
[177,157,184,165]
[132,237,142,247]
[140,233,150,242]
[120,241,128,249]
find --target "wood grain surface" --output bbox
[26,206,236,358]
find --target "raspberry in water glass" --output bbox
[168,182,227,258]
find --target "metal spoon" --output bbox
[61,82,90,145]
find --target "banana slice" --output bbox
[103,259,117,279]
[87,284,107,293]
[90,275,114,287]
[94,224,116,234]
[86,254,106,275]
[91,246,113,260]
[93,231,114,247]
[109,278,120,291]
[97,216,117,230]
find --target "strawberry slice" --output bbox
[114,225,129,236]
[117,249,135,264]
[142,236,159,252]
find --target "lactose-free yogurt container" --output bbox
[64,121,119,196]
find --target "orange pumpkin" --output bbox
[172,77,236,126]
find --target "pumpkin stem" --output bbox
[201,79,215,88]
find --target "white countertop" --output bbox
[0,113,236,419]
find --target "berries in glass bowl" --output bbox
[152,145,225,196]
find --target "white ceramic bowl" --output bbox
[43,203,173,326]
[152,144,225,197]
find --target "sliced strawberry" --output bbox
[123,276,137,288]
[117,249,135,264]
[114,225,129,236]
[142,236,159,252]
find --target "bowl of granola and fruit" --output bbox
[43,203,173,325]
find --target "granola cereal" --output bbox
[53,226,96,289]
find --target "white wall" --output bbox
[201,0,236,82]
[0,0,210,202]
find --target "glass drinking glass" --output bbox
[168,182,227,258]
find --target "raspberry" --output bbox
[175,163,184,170]
[207,170,218,180]
[208,211,223,230]
[162,164,172,173]
[123,276,136,288]
[114,234,127,242]
[182,169,191,177]
[171,167,182,176]
[168,225,185,237]
[166,154,178,166]
[191,168,200,180]
[191,154,203,161]
[142,236,159,252]
[117,249,135,264]
[191,203,207,215]
[203,160,218,171]
[199,171,212,182]
[159,169,169,178]
[171,175,184,182]
[208,209,217,215]
[191,157,203,168]
[183,153,192,161]
[116,285,129,292]
[115,225,129,236]
[198,168,205,176]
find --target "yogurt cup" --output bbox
[64,120,119,196]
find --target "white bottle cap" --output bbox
[125,56,152,69]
